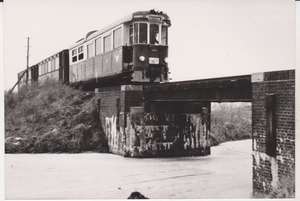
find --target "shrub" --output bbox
[210,102,252,146]
[5,79,108,153]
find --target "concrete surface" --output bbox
[5,139,252,199]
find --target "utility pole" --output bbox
[8,37,30,94]
[26,37,30,85]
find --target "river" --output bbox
[5,139,252,199]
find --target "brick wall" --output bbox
[95,85,144,155]
[252,70,295,195]
[96,86,123,155]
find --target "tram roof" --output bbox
[69,9,171,50]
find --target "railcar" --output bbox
[17,9,171,91]
[36,49,69,83]
[69,9,171,88]
[17,50,69,90]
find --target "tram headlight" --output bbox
[139,56,145,62]
[164,57,168,63]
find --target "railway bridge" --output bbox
[143,74,252,103]
[95,69,295,195]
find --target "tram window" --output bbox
[150,24,159,45]
[78,46,83,53]
[38,65,41,75]
[134,23,138,44]
[78,46,84,60]
[139,23,147,44]
[55,57,59,70]
[48,60,51,72]
[113,28,122,48]
[51,60,55,71]
[161,26,168,45]
[72,49,77,62]
[72,49,77,57]
[50,61,52,72]
[87,43,94,59]
[95,37,102,55]
[129,25,133,45]
[104,35,112,52]
[44,63,48,73]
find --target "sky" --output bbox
[2,0,296,92]
[0,1,299,198]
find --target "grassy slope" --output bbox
[5,80,108,153]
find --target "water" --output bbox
[5,139,252,199]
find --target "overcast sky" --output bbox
[0,2,299,198]
[2,0,296,91]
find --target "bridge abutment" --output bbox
[95,85,211,157]
[251,70,295,196]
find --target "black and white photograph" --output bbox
[2,0,297,199]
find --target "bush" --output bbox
[210,102,252,146]
[5,79,108,153]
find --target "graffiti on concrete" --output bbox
[123,111,211,157]
[104,110,211,157]
[105,115,124,154]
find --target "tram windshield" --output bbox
[131,23,167,45]
[134,23,147,44]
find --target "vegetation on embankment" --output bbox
[5,80,108,153]
[210,102,252,146]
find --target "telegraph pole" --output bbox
[8,37,30,94]
[26,37,30,85]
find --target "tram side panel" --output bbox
[69,47,126,85]
[95,55,103,78]
[86,58,95,80]
[78,62,86,81]
[112,47,123,74]
[103,52,112,75]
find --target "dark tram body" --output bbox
[17,10,171,90]
[18,50,69,90]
